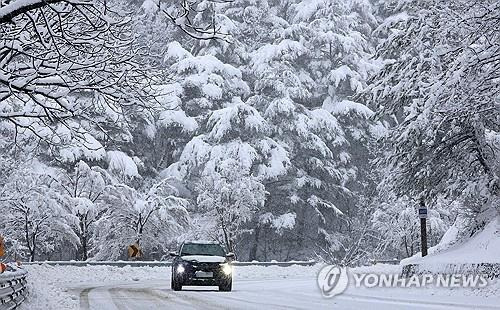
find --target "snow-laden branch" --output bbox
[159,0,233,41]
[0,0,64,23]
[0,0,159,145]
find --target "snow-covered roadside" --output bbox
[20,265,171,310]
[19,263,500,310]
[350,264,500,300]
[20,264,322,310]
[402,217,500,266]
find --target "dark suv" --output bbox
[170,241,235,291]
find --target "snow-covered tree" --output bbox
[52,161,115,260]
[8,0,495,265]
[197,160,265,252]
[245,37,354,259]
[172,102,271,252]
[0,0,156,144]
[369,0,500,234]
[155,0,382,261]
[372,194,452,258]
[93,180,189,260]
[0,160,78,261]
[130,41,251,178]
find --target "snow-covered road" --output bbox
[75,277,500,310]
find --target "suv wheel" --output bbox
[171,275,182,291]
[219,278,232,292]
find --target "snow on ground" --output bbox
[18,263,500,309]
[21,265,171,310]
[20,264,321,310]
[402,217,500,267]
[352,264,500,300]
[351,263,500,299]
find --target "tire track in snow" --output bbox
[79,287,91,310]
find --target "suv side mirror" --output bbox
[226,252,235,259]
[169,251,178,257]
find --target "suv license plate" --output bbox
[195,271,213,278]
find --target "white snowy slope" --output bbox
[20,264,500,310]
[402,217,500,265]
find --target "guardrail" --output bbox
[233,261,316,267]
[370,259,400,265]
[24,261,168,267]
[24,260,316,268]
[0,268,28,310]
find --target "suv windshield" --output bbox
[181,243,225,256]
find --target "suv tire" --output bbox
[219,278,232,292]
[171,275,182,291]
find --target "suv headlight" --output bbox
[221,264,232,275]
[176,265,185,273]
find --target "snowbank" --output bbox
[402,217,500,265]
[0,263,27,280]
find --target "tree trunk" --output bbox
[248,226,260,261]
[221,226,233,253]
[24,211,36,262]
[82,234,88,261]
[404,236,410,257]
[30,234,36,262]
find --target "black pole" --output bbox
[420,217,428,257]
[420,200,428,257]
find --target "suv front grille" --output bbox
[191,262,220,271]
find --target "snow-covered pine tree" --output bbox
[245,34,354,260]
[285,0,383,263]
[133,41,251,179]
[160,42,277,251]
